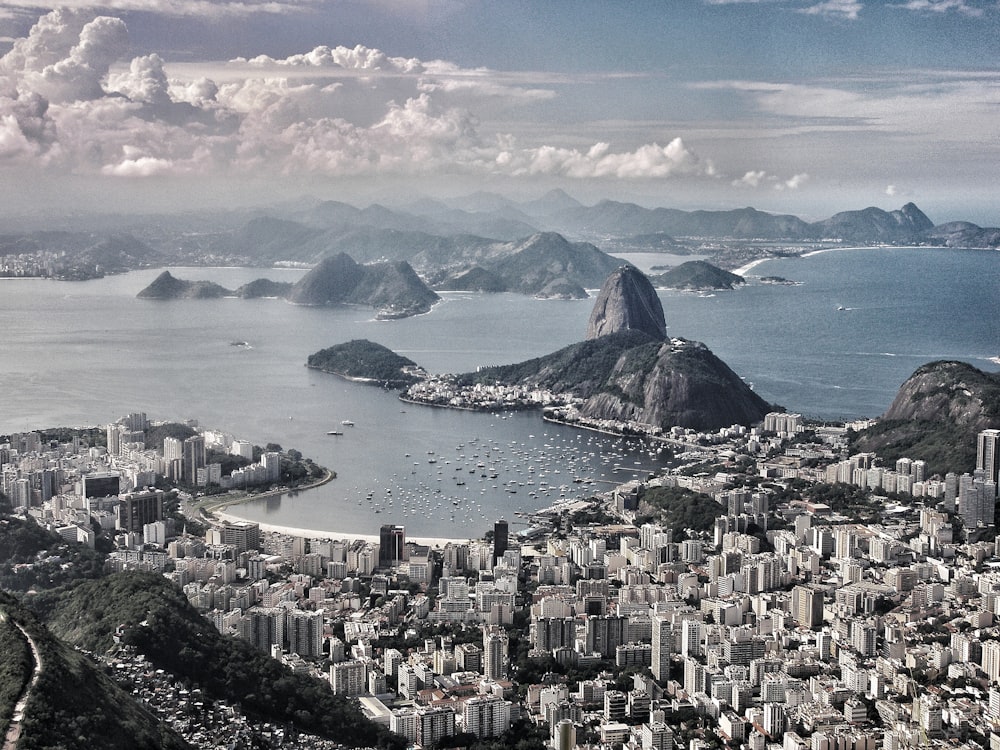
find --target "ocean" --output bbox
[1,246,996,539]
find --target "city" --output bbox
[2,413,1000,749]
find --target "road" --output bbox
[1,610,43,750]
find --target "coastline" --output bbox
[732,257,773,276]
[212,509,473,548]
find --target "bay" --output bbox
[1,246,996,539]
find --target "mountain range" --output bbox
[3,192,996,283]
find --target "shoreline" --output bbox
[211,509,476,548]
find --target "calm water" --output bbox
[1,247,996,538]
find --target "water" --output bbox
[1,247,996,539]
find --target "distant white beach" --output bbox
[214,509,469,548]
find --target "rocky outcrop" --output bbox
[288,253,439,317]
[881,360,1000,429]
[853,360,1000,475]
[469,329,771,431]
[586,266,667,341]
[577,337,771,431]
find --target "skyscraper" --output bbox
[182,435,205,485]
[978,429,1000,491]
[379,524,407,567]
[493,519,509,565]
[651,615,673,683]
[482,625,509,681]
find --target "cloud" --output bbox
[777,172,809,190]
[732,170,809,190]
[733,170,766,187]
[0,0,318,19]
[891,0,984,15]
[0,10,722,186]
[798,0,863,19]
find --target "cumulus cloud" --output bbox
[732,170,808,190]
[891,0,984,16]
[799,0,863,19]
[0,10,720,186]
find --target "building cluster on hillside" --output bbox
[3,415,1000,750]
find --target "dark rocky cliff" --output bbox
[578,337,771,431]
[854,360,1000,475]
[586,265,667,341]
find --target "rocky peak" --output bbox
[586,265,666,341]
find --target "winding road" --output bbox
[1,610,43,750]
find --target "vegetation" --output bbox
[0,613,31,740]
[0,591,192,750]
[0,513,107,592]
[633,486,721,538]
[461,329,660,396]
[37,572,403,749]
[653,260,745,290]
[853,419,979,477]
[307,338,422,386]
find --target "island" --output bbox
[306,339,427,387]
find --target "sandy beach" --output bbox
[212,509,472,548]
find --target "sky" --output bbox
[0,0,997,223]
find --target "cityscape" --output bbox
[2,411,1000,749]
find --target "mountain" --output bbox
[465,329,770,431]
[520,188,584,216]
[853,360,1000,475]
[654,260,745,291]
[37,571,403,749]
[462,265,771,431]
[0,591,191,750]
[812,202,933,242]
[921,221,1000,249]
[550,200,813,239]
[484,232,620,298]
[586,265,667,341]
[288,252,439,318]
[136,270,231,299]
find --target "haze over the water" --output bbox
[0,2,998,225]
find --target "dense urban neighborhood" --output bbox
[2,410,1000,750]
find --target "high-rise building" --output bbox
[221,521,261,552]
[462,695,511,739]
[792,584,824,628]
[978,429,1000,493]
[379,524,407,567]
[483,625,509,680]
[417,707,456,746]
[116,489,164,534]
[493,519,509,565]
[651,615,673,683]
[287,609,324,658]
[330,660,367,696]
[247,606,285,653]
[182,435,205,485]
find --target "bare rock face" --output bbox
[586,265,666,341]
[578,337,771,431]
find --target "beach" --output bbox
[212,509,470,548]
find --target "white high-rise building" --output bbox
[652,616,673,682]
